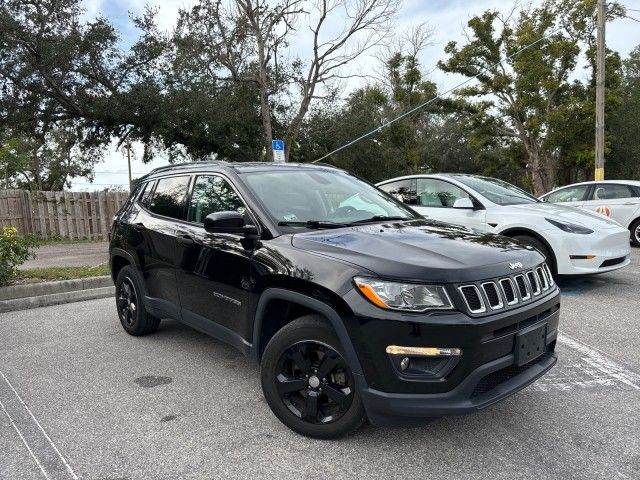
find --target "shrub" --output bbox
[0,227,37,286]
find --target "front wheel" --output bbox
[260,315,366,439]
[630,219,640,247]
[115,265,160,336]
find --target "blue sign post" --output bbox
[272,139,285,163]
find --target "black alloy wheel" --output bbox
[275,341,354,424]
[260,315,367,438]
[117,277,138,328]
[114,265,160,336]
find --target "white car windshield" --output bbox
[454,176,538,206]
[242,169,417,226]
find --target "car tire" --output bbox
[630,219,640,247]
[115,265,160,336]
[260,314,367,439]
[512,234,556,277]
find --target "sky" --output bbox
[71,0,640,191]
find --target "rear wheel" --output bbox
[630,219,640,247]
[115,265,160,336]
[260,315,366,439]
[512,234,556,277]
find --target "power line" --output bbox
[311,26,566,164]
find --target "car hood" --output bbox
[290,219,543,283]
[506,203,621,228]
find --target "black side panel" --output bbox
[179,309,251,355]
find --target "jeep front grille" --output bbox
[499,278,518,305]
[527,271,541,296]
[481,282,503,310]
[458,285,486,313]
[457,263,555,315]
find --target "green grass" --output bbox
[13,264,110,283]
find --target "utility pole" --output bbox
[125,140,133,190]
[595,0,606,181]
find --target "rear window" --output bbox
[147,176,190,220]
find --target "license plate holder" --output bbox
[515,322,547,367]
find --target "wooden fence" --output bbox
[0,189,129,240]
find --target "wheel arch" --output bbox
[251,288,364,377]
[498,227,557,270]
[109,248,140,282]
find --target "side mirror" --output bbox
[453,198,474,209]
[204,211,257,236]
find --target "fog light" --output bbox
[385,345,462,357]
[400,357,410,371]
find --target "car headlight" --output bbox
[545,218,594,234]
[354,277,453,312]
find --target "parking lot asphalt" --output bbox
[1,251,639,479]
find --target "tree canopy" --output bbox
[0,0,638,192]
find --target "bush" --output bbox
[0,227,37,286]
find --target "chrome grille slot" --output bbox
[536,267,548,290]
[499,278,518,305]
[481,282,503,310]
[514,275,530,300]
[543,263,554,286]
[458,285,486,313]
[527,271,541,295]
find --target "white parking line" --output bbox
[0,371,79,480]
[0,398,51,480]
[532,332,640,393]
[557,332,640,390]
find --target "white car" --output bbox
[539,180,640,247]
[377,174,631,276]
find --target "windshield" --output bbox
[453,176,538,206]
[242,169,417,226]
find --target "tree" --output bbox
[608,45,640,179]
[295,28,485,183]
[438,1,625,195]
[0,124,99,190]
[175,0,400,161]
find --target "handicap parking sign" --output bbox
[272,139,285,163]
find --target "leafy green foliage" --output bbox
[608,46,640,179]
[0,227,37,285]
[437,0,625,194]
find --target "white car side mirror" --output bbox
[453,198,474,209]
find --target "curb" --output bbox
[0,276,114,313]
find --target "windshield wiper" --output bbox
[277,220,350,229]
[346,215,410,225]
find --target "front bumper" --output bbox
[545,227,631,275]
[343,287,560,426]
[361,342,556,427]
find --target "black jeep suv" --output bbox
[109,162,559,438]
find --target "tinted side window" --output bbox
[148,176,190,219]
[188,175,246,224]
[416,179,470,208]
[137,181,155,208]
[379,179,416,205]
[545,185,589,203]
[591,184,635,200]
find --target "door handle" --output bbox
[176,232,195,246]
[132,222,145,231]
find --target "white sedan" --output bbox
[539,180,640,247]
[377,174,631,276]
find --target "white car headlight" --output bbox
[354,277,453,312]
